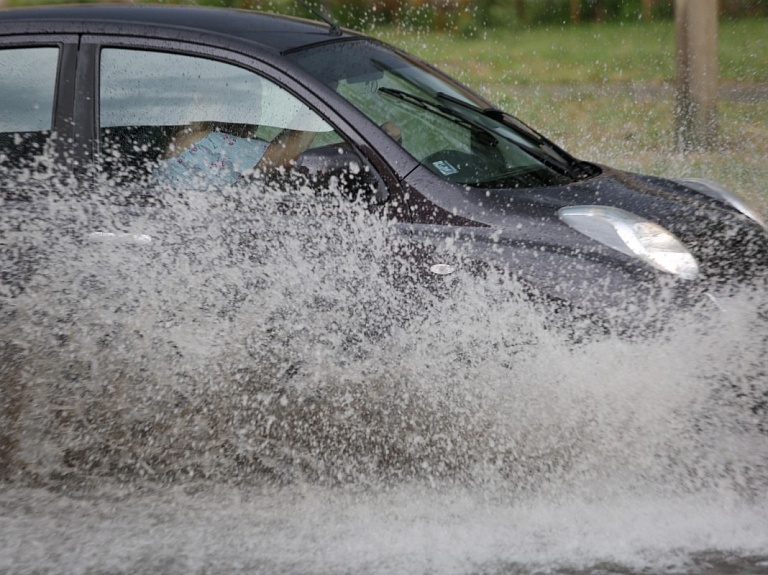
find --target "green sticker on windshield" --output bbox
[433,160,458,176]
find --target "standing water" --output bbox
[1,167,767,574]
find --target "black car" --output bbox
[1,4,767,333]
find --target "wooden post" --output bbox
[675,0,718,151]
[570,0,580,23]
[641,0,655,20]
[514,0,526,22]
[593,0,606,23]
[434,0,449,31]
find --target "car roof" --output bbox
[0,4,359,53]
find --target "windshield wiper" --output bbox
[378,87,480,132]
[380,87,583,178]
[435,91,503,119]
[435,91,592,178]
[435,90,552,147]
[437,91,585,171]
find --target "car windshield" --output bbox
[287,40,587,189]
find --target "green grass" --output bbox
[379,20,768,85]
[376,19,768,215]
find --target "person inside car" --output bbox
[154,121,318,190]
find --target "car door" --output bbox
[75,35,397,202]
[0,35,80,301]
[64,35,432,326]
[0,34,78,180]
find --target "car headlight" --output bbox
[674,178,766,229]
[558,205,699,280]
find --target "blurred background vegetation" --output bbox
[4,0,767,31]
[303,0,766,34]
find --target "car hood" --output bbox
[408,164,767,269]
[468,167,741,228]
[401,164,768,324]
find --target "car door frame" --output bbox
[0,33,79,168]
[75,33,412,217]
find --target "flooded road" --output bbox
[1,170,768,574]
[2,483,768,574]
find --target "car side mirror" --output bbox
[296,144,388,203]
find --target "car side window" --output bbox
[0,47,59,173]
[98,48,356,191]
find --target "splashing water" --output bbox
[1,169,767,574]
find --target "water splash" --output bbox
[1,170,767,573]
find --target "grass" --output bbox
[375,19,768,215]
[380,20,768,85]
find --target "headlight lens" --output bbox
[559,205,700,280]
[674,178,766,229]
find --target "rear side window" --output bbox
[0,47,59,169]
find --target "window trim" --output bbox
[0,35,78,161]
[77,34,409,213]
